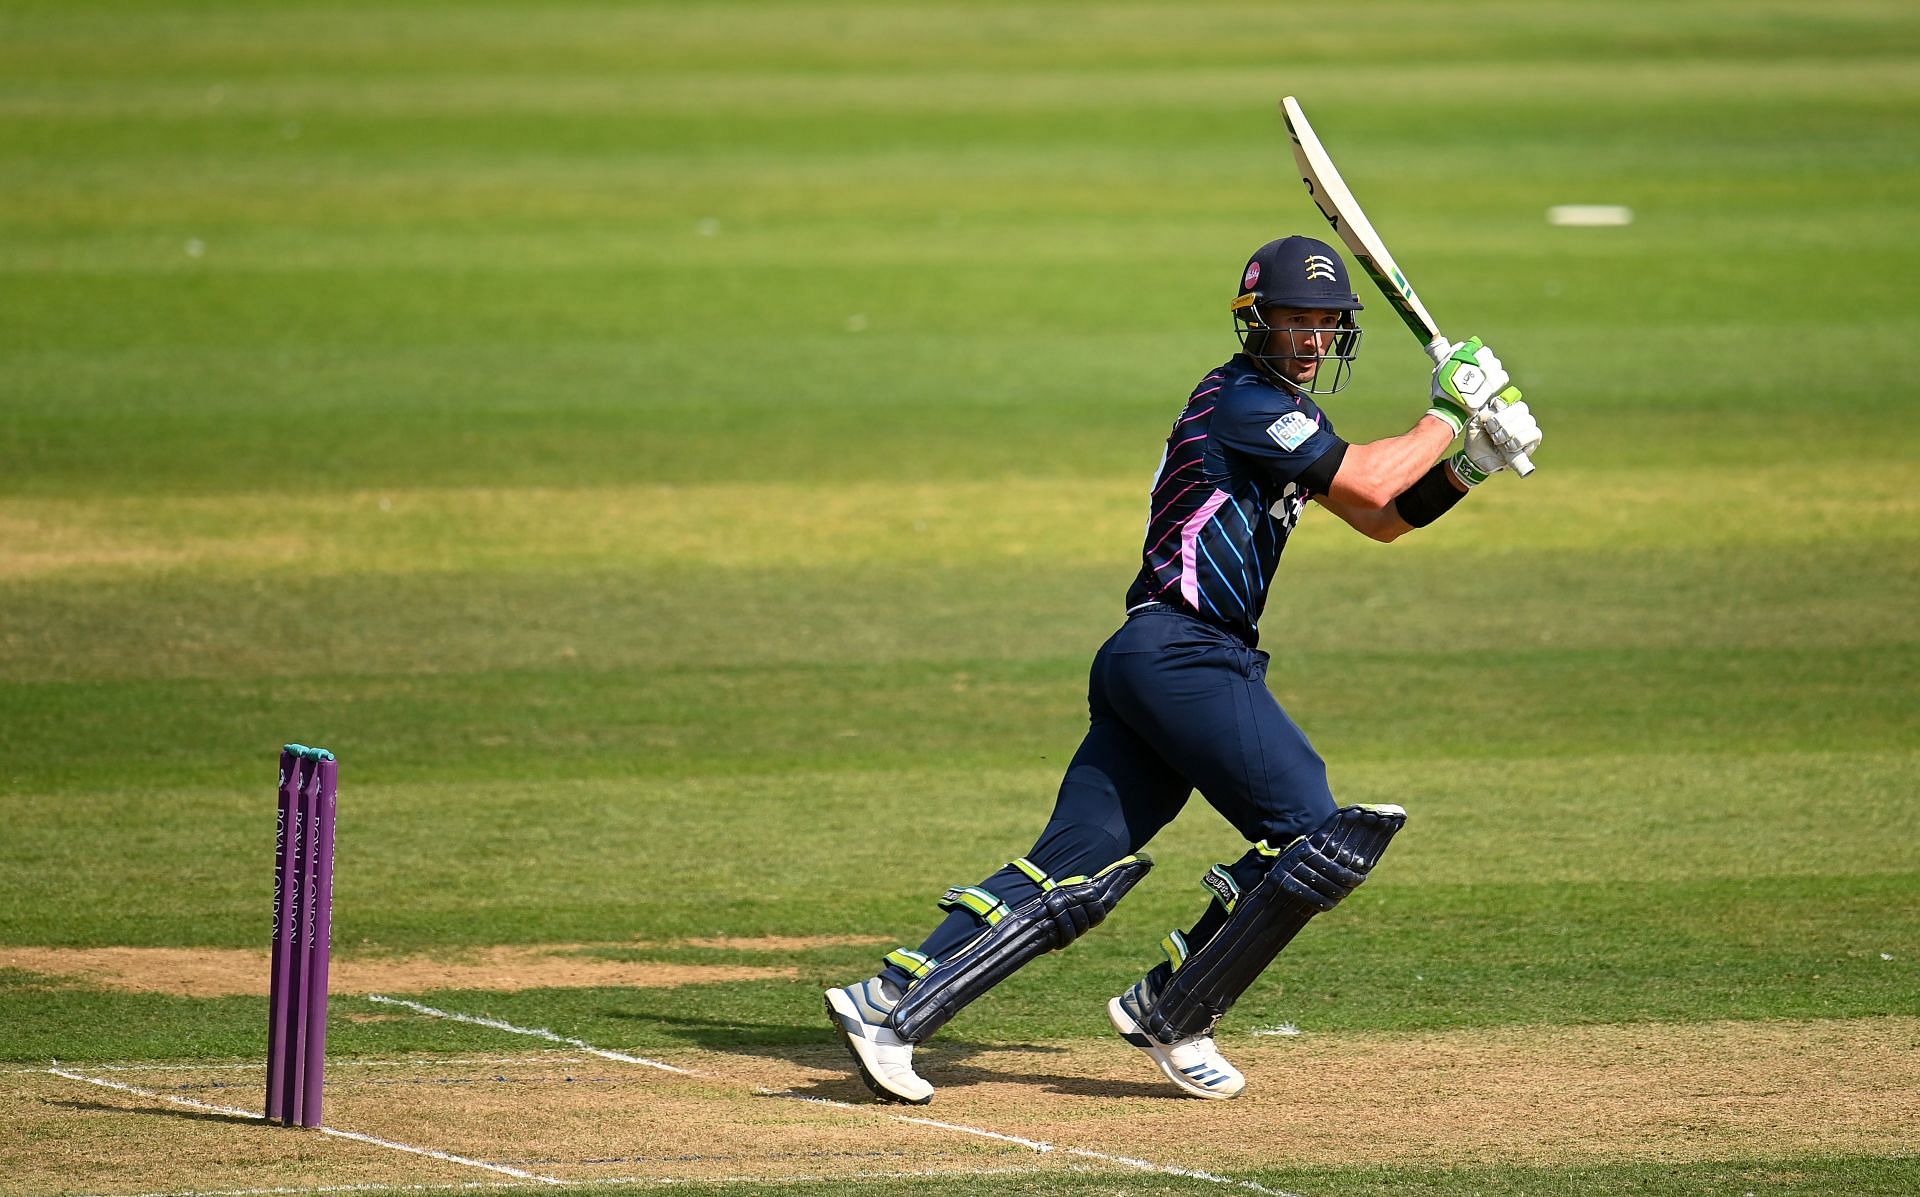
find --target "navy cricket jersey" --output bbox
[1123,355,1342,645]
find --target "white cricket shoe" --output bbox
[824,977,934,1105]
[1107,975,1245,1100]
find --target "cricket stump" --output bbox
[266,744,337,1128]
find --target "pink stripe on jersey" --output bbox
[1176,404,1216,426]
[1144,479,1208,556]
[1168,432,1207,454]
[1180,489,1232,607]
[1150,457,1200,496]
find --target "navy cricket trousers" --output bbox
[894,605,1337,979]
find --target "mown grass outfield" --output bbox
[3,1,1918,1194]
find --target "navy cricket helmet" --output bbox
[1231,235,1365,394]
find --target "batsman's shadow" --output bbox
[773,1054,1187,1104]
[898,1054,1185,1101]
[602,1007,1068,1079]
[604,1008,817,1050]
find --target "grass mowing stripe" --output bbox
[44,1067,564,1185]
[3,546,1912,690]
[2,650,1911,793]
[0,463,1910,579]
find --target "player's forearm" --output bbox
[1324,415,1457,510]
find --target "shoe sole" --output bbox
[824,990,933,1106]
[1106,995,1242,1101]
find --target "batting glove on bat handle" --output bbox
[1426,338,1535,478]
[1428,336,1512,433]
[1480,389,1537,477]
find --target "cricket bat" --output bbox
[1279,96,1534,477]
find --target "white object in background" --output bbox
[1547,205,1633,226]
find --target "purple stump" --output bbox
[265,749,301,1124]
[300,757,338,1127]
[284,754,319,1125]
[268,744,337,1128]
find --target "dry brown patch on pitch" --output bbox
[318,1056,1075,1185]
[340,945,794,993]
[19,1057,1074,1189]
[0,945,791,997]
[829,1016,1920,1170]
[1,1068,484,1197]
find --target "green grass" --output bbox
[2,1,1917,1194]
[275,1154,1920,1197]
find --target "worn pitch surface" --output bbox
[11,1016,1919,1194]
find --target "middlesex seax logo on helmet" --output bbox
[1233,236,1362,311]
[1230,234,1367,396]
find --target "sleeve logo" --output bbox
[1265,410,1317,451]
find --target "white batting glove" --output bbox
[1427,337,1511,435]
[1448,394,1542,487]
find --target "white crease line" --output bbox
[369,995,1295,1196]
[1058,1145,1297,1194]
[44,1068,562,1186]
[366,995,697,1076]
[58,1164,1064,1197]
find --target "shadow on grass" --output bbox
[603,1003,1186,1100]
[47,1098,262,1127]
[772,1063,1182,1104]
[603,1007,831,1051]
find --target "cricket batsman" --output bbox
[825,235,1544,1103]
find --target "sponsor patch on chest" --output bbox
[1265,410,1318,451]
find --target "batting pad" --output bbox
[887,854,1153,1044]
[1143,804,1404,1043]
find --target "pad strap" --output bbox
[938,885,1011,926]
[1010,857,1057,890]
[884,948,935,980]
[1199,864,1242,913]
[1143,805,1404,1043]
[1159,929,1190,971]
[887,854,1152,1043]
